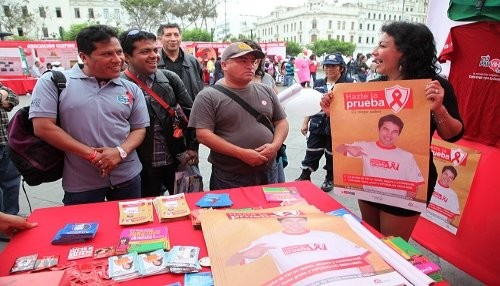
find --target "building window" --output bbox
[372,37,375,44]
[341,35,345,41]
[350,35,354,43]
[342,21,345,30]
[39,6,46,18]
[74,8,80,18]
[88,8,94,18]
[329,20,332,29]
[368,12,371,19]
[299,21,302,30]
[367,24,370,30]
[311,34,317,42]
[22,6,28,17]
[358,36,361,43]
[56,7,62,18]
[337,35,340,40]
[337,21,341,30]
[59,26,64,38]
[17,27,24,37]
[351,22,354,30]
[359,23,363,30]
[114,9,120,20]
[328,34,331,40]
[366,36,369,44]
[42,27,49,38]
[312,19,317,29]
[3,5,11,16]
[103,8,109,19]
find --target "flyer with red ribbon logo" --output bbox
[331,79,430,212]
[421,139,481,234]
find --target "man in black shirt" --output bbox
[157,23,204,101]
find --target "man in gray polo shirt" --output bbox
[188,42,288,190]
[29,25,149,205]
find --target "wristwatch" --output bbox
[116,146,127,159]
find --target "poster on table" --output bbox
[421,139,481,234]
[331,79,431,212]
[200,205,412,286]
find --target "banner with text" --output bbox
[331,79,431,212]
[421,139,481,234]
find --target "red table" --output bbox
[0,77,37,95]
[412,139,500,285]
[0,181,448,285]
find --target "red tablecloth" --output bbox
[0,78,37,95]
[0,181,351,284]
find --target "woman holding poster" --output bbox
[320,22,464,240]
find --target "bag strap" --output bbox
[211,85,274,134]
[42,70,66,123]
[124,69,176,117]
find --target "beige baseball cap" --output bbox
[221,42,265,61]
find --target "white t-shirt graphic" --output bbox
[349,141,423,197]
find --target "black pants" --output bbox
[301,133,332,178]
[141,164,177,198]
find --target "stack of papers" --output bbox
[108,252,141,282]
[165,246,202,274]
[153,193,191,222]
[117,226,170,255]
[137,249,169,277]
[195,193,232,208]
[51,222,99,245]
[118,199,154,225]
[262,186,304,203]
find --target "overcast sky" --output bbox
[216,0,306,18]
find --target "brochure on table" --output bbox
[200,205,434,286]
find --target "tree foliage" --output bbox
[0,1,36,37]
[182,28,212,42]
[120,0,172,33]
[307,39,356,57]
[63,23,91,41]
[170,0,220,30]
[286,41,302,57]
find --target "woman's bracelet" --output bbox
[432,111,448,126]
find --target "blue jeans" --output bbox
[284,75,294,87]
[62,174,141,205]
[209,162,278,191]
[0,145,21,215]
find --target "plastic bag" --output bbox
[174,164,204,194]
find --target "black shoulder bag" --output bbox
[210,85,287,167]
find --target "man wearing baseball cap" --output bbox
[188,42,289,190]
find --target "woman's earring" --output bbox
[398,65,402,72]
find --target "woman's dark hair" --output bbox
[381,22,441,79]
[76,25,119,55]
[119,29,157,56]
[241,39,266,78]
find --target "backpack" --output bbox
[7,70,66,186]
